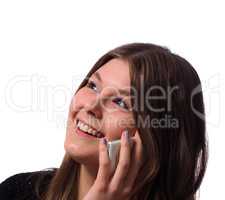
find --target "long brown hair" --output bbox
[36,43,208,200]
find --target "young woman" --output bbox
[0,43,208,200]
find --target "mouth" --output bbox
[75,119,105,139]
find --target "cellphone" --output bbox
[107,139,121,173]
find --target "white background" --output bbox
[0,0,224,199]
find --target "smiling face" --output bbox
[64,58,136,167]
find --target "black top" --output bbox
[0,168,57,200]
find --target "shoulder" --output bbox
[0,168,57,200]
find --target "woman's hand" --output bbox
[82,129,143,200]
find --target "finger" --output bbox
[110,130,132,189]
[123,129,143,188]
[95,137,111,188]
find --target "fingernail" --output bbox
[101,137,107,145]
[123,129,130,141]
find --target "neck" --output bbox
[77,164,97,200]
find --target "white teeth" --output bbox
[87,128,92,133]
[83,125,89,131]
[88,128,96,135]
[77,120,102,138]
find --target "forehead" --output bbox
[94,58,131,89]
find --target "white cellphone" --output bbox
[107,139,121,173]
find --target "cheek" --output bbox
[104,112,134,140]
[69,89,92,112]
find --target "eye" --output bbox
[86,80,129,110]
[113,97,129,110]
[86,80,98,92]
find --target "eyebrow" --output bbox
[93,72,130,96]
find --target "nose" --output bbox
[84,96,102,119]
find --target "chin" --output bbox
[64,141,99,165]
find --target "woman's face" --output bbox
[64,58,136,167]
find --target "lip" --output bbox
[74,118,105,137]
